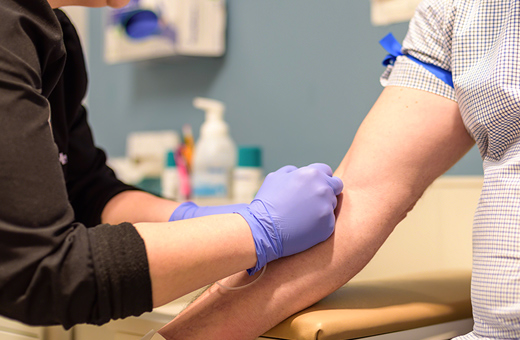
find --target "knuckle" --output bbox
[316,185,330,197]
[300,167,321,181]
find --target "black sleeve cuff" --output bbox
[87,222,153,325]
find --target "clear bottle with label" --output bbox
[191,97,236,200]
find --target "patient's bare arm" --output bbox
[158,86,475,340]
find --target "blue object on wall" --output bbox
[123,10,160,39]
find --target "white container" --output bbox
[161,150,179,200]
[233,146,263,203]
[191,97,236,199]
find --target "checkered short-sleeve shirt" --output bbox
[381,1,520,339]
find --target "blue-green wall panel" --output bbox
[86,0,483,175]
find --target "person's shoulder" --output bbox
[405,0,455,48]
[413,0,453,24]
[0,0,66,96]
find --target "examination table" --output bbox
[258,270,472,340]
[67,269,473,340]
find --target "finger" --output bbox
[326,176,344,196]
[306,163,333,176]
[274,165,298,174]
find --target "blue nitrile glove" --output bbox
[169,202,248,221]
[234,163,343,275]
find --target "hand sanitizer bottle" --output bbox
[191,97,236,201]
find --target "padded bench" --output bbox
[259,270,473,340]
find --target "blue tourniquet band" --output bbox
[379,33,454,88]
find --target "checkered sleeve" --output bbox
[381,0,456,102]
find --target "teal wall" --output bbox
[86,0,483,175]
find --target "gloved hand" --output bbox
[169,202,248,221]
[234,163,343,275]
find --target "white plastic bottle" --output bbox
[233,146,263,203]
[191,97,236,201]
[161,149,179,200]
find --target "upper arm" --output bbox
[336,86,474,219]
[64,104,135,226]
[355,0,467,206]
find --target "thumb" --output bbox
[327,176,344,196]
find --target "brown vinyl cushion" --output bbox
[262,270,472,340]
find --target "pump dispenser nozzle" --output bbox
[193,97,225,118]
[193,97,228,136]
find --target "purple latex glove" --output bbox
[169,202,248,221]
[234,163,343,275]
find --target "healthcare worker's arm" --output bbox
[101,190,180,224]
[157,86,476,340]
[101,190,246,225]
[135,214,256,307]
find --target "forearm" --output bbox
[159,193,400,339]
[158,87,475,340]
[135,214,257,307]
[158,182,410,340]
[101,190,180,224]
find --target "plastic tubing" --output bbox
[216,264,267,291]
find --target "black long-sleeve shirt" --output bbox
[0,0,152,328]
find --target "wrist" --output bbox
[234,201,281,275]
[169,201,199,221]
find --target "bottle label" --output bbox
[192,167,230,198]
